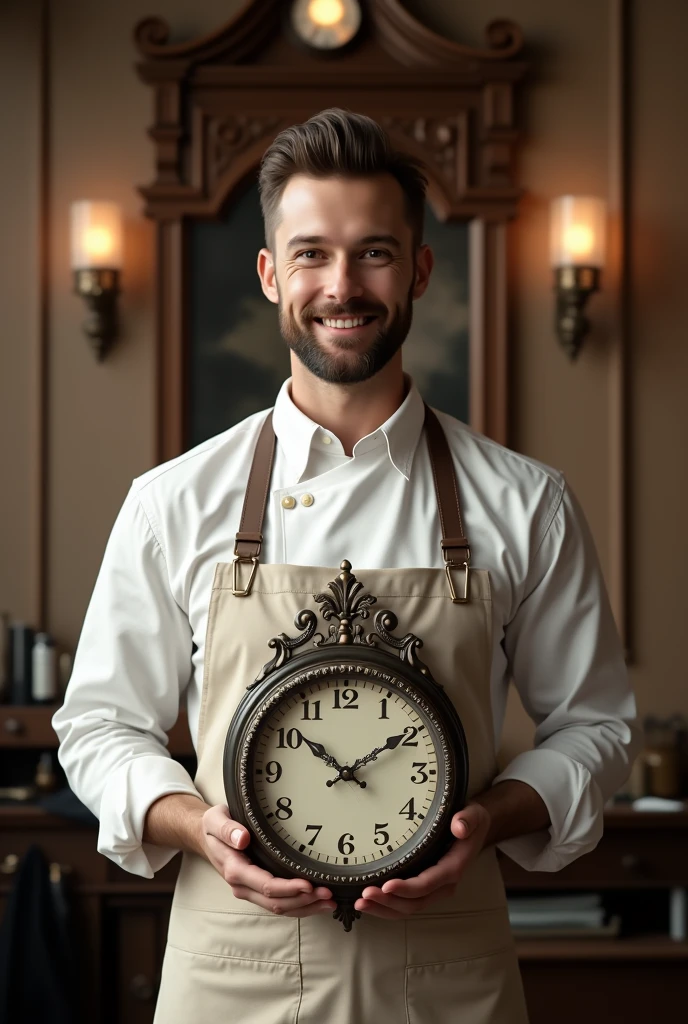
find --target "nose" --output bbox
[323,257,364,305]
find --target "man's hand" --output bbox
[354,802,491,920]
[354,780,550,920]
[201,805,335,917]
[144,794,335,918]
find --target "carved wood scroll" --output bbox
[133,0,528,458]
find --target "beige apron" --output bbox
[154,408,528,1024]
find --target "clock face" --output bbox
[290,0,362,51]
[225,647,468,893]
[253,674,441,869]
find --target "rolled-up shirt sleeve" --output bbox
[53,486,203,878]
[493,482,641,872]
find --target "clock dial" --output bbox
[250,675,442,868]
[290,0,362,51]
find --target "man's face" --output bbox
[257,174,433,384]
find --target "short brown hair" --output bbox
[258,108,428,247]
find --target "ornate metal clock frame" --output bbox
[223,561,469,931]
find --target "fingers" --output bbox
[354,898,400,920]
[232,885,336,917]
[356,883,456,919]
[205,835,318,899]
[380,842,465,899]
[202,804,333,917]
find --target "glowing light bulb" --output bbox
[563,224,594,259]
[308,0,345,27]
[84,226,115,260]
[550,196,606,268]
[70,201,123,269]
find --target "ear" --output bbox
[412,244,434,301]
[257,248,279,304]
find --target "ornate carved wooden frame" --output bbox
[134,0,527,461]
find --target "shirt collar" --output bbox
[271,375,426,483]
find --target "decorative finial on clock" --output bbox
[315,561,376,646]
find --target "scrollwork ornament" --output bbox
[134,17,172,55]
[484,19,524,57]
[370,609,435,682]
[249,609,318,688]
[382,116,460,187]
[212,115,279,179]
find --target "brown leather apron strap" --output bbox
[232,411,276,595]
[233,404,471,601]
[423,404,471,603]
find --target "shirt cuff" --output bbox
[492,748,604,872]
[97,754,203,878]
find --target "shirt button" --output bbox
[281,496,296,509]
[301,493,315,507]
[322,435,332,445]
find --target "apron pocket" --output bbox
[154,908,302,1024]
[405,947,527,1024]
[405,908,528,1024]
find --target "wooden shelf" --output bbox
[516,935,688,960]
[602,803,688,828]
[0,704,194,756]
[0,803,90,828]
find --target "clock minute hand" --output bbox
[351,733,405,772]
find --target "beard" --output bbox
[278,286,414,384]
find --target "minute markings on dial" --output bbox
[254,675,440,858]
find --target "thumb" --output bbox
[450,803,484,840]
[224,823,250,850]
[208,805,250,850]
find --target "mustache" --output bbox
[301,300,387,320]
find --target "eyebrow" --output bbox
[285,233,402,250]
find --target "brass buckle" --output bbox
[445,561,470,603]
[232,555,258,597]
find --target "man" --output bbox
[54,109,639,1022]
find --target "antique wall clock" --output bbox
[289,0,363,51]
[224,560,469,931]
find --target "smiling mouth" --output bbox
[313,315,378,330]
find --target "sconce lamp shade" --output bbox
[70,200,123,361]
[550,195,606,269]
[70,200,123,270]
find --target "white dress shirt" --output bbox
[53,377,639,879]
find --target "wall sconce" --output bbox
[550,195,606,359]
[70,201,123,361]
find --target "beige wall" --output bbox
[1,0,686,751]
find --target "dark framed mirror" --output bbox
[135,0,526,459]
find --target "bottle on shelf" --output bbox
[35,751,58,793]
[10,622,34,704]
[32,632,57,704]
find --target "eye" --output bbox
[362,249,390,260]
[297,249,325,260]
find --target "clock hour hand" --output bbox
[350,733,405,772]
[301,736,367,789]
[301,735,343,772]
